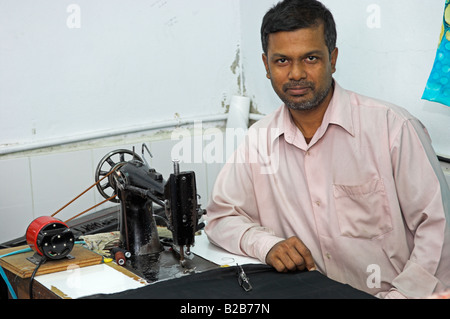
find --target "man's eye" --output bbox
[305,56,318,63]
[276,58,288,64]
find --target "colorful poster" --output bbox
[422,0,450,107]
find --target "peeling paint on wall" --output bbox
[230,45,247,96]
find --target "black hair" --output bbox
[261,0,337,55]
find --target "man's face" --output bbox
[262,24,338,111]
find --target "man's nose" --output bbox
[289,61,307,81]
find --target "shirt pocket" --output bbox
[333,178,392,239]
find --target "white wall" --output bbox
[1,0,449,243]
[0,0,241,151]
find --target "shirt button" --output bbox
[325,253,331,259]
[315,200,321,206]
[306,151,311,156]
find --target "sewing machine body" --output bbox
[95,148,205,265]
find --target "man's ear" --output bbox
[262,53,270,79]
[330,47,338,74]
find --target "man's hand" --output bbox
[265,236,316,272]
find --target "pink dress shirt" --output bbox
[205,81,450,298]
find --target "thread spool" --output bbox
[114,250,126,266]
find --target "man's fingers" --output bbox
[280,253,300,271]
[286,248,306,271]
[291,238,315,271]
[266,236,316,272]
[272,258,290,272]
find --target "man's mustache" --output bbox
[283,81,315,91]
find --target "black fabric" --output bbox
[86,264,375,299]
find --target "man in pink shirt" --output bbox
[205,0,450,298]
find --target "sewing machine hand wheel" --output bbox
[95,149,143,203]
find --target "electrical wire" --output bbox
[29,256,46,299]
[0,247,32,299]
[0,264,17,299]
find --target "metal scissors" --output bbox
[237,264,253,292]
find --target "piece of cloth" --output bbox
[422,0,450,106]
[205,81,450,299]
[85,264,375,299]
[80,231,120,256]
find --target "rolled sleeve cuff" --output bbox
[241,230,284,263]
[392,260,439,298]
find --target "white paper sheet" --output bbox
[36,263,146,299]
[190,231,261,266]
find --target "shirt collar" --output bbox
[324,81,355,137]
[274,80,355,146]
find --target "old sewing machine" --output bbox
[94,145,206,266]
[25,144,207,282]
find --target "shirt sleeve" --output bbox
[389,116,450,297]
[205,141,284,263]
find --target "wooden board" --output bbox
[0,244,103,278]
